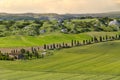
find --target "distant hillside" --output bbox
[0,11,120,20]
[0,13,62,20]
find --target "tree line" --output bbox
[0,47,52,61]
[43,34,120,50]
[0,17,120,37]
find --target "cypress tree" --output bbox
[74,40,77,46]
[77,41,80,46]
[91,37,94,43]
[59,44,62,49]
[62,42,65,48]
[13,50,15,54]
[71,40,74,47]
[65,43,68,48]
[115,34,118,40]
[99,36,102,42]
[53,43,56,49]
[47,45,49,50]
[20,48,26,54]
[94,36,98,43]
[119,35,120,39]
[112,36,115,40]
[109,36,112,41]
[33,48,39,58]
[44,44,47,50]
[50,45,53,50]
[83,40,85,45]
[16,50,18,54]
[31,47,34,53]
[26,50,30,59]
[88,40,91,44]
[56,44,59,48]
[102,36,105,41]
[86,40,88,44]
[106,35,108,41]
[37,47,39,51]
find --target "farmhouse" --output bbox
[61,28,68,33]
[109,19,120,26]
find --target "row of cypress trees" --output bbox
[43,34,120,50]
[44,42,71,50]
[0,34,120,60]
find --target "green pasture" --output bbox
[0,41,120,79]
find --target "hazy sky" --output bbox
[0,0,120,14]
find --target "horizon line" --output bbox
[1,10,120,15]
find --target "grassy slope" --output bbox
[0,32,91,48]
[0,41,120,79]
[0,32,119,48]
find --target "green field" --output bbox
[0,32,119,48]
[0,40,120,80]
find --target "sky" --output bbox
[0,0,120,14]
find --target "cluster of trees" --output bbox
[0,47,53,61]
[44,34,120,50]
[0,52,14,60]
[0,17,120,37]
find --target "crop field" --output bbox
[0,40,120,80]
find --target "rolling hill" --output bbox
[0,40,120,80]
